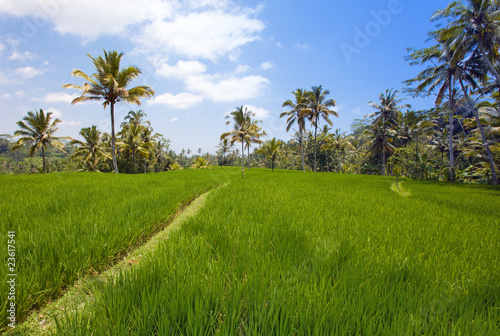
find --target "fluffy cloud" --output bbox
[40,92,78,104]
[156,60,207,79]
[15,66,46,79]
[149,92,203,109]
[0,0,173,41]
[9,51,36,61]
[185,74,269,103]
[137,9,264,61]
[260,62,274,70]
[244,105,270,119]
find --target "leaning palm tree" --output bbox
[368,89,407,176]
[71,125,111,172]
[12,109,66,174]
[221,106,253,177]
[257,138,283,171]
[63,50,155,173]
[305,86,338,172]
[281,88,309,172]
[433,0,500,87]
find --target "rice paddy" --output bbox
[2,169,499,335]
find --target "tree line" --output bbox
[3,0,499,184]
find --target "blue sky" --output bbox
[0,0,451,153]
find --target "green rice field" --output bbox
[1,169,499,335]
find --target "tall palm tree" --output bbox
[433,0,500,87]
[12,109,66,174]
[281,88,309,172]
[368,89,407,176]
[221,106,253,178]
[71,125,111,172]
[305,86,338,172]
[118,124,152,174]
[257,138,283,171]
[408,47,461,181]
[63,50,155,173]
[245,120,266,169]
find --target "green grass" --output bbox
[44,170,499,335]
[0,168,234,330]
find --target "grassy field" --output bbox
[21,169,497,335]
[0,169,233,330]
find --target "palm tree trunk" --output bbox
[241,138,245,178]
[313,121,318,172]
[247,145,250,169]
[382,118,386,176]
[300,127,305,173]
[110,102,119,173]
[144,159,147,174]
[478,40,500,89]
[458,78,498,184]
[448,79,455,181]
[132,151,136,174]
[42,146,46,174]
[272,157,274,172]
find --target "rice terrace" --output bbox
[1,0,500,335]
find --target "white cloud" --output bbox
[9,51,36,61]
[149,92,203,109]
[156,60,206,79]
[0,0,174,41]
[244,105,270,119]
[260,62,273,70]
[65,121,82,126]
[15,66,46,79]
[15,91,26,98]
[0,71,9,84]
[137,9,264,61]
[40,92,78,104]
[234,65,250,74]
[46,108,62,119]
[185,74,269,102]
[1,93,11,99]
[294,43,310,50]
[170,117,179,122]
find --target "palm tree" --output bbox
[221,106,253,178]
[281,88,309,172]
[191,157,211,169]
[120,110,150,131]
[305,86,338,172]
[245,120,266,169]
[117,124,152,174]
[433,0,500,87]
[257,138,283,171]
[63,50,155,173]
[216,139,233,166]
[407,47,461,181]
[12,109,66,174]
[71,125,111,172]
[368,89,407,175]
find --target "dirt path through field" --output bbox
[8,184,227,336]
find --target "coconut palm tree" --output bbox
[216,139,233,166]
[12,109,66,174]
[433,0,500,87]
[117,124,152,174]
[71,125,111,172]
[368,89,408,176]
[281,88,309,172]
[63,50,155,173]
[245,120,266,169]
[305,86,338,172]
[257,138,283,171]
[221,106,253,177]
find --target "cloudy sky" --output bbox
[0,0,450,153]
